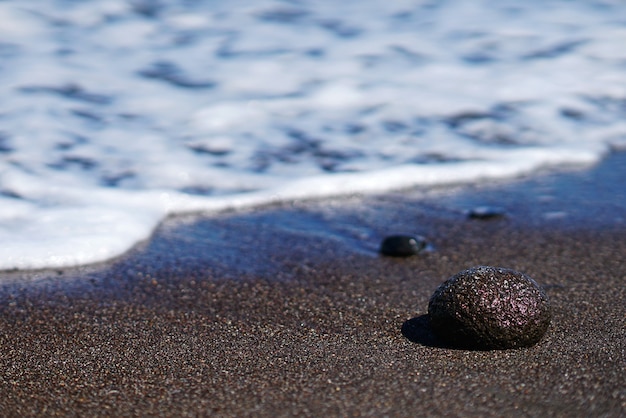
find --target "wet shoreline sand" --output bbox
[1,153,625,416]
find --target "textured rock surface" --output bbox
[380,235,427,257]
[428,266,551,349]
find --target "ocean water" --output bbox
[1,0,625,270]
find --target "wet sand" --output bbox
[0,152,625,417]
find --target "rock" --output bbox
[467,206,506,220]
[380,235,427,257]
[428,266,551,349]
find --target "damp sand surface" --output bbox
[0,153,625,417]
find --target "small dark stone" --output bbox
[380,235,427,257]
[467,206,506,220]
[428,266,551,350]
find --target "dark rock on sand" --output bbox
[467,206,506,220]
[380,235,426,257]
[428,266,551,350]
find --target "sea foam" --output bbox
[1,0,625,269]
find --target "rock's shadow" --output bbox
[402,315,503,351]
[402,314,447,348]
[402,314,468,349]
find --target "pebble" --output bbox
[428,266,551,349]
[380,235,427,257]
[467,206,506,220]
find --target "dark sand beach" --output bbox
[1,152,625,417]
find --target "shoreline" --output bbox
[0,152,625,416]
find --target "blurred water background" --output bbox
[1,0,625,269]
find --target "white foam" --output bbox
[0,0,623,270]
[0,144,601,270]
